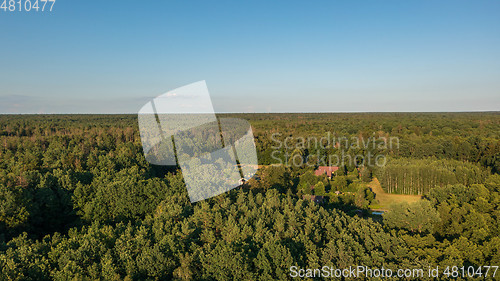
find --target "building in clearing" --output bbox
[314,166,339,179]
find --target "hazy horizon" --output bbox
[1,111,499,115]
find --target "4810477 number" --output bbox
[1,0,55,12]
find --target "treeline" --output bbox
[376,158,490,195]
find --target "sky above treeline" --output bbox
[0,0,499,113]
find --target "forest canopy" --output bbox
[0,113,499,280]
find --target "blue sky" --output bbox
[0,0,499,113]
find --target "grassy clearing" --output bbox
[367,178,422,210]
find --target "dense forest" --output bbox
[0,113,499,280]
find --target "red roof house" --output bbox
[314,166,339,178]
